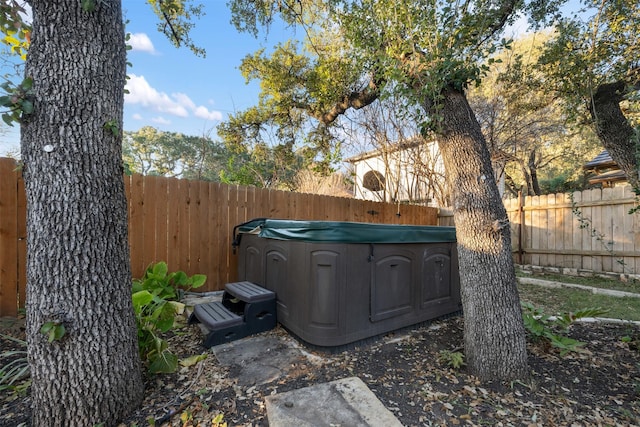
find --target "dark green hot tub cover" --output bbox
[235,218,456,244]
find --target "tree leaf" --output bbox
[149,349,178,373]
[20,77,33,91]
[53,324,66,341]
[21,100,33,114]
[2,113,15,127]
[152,261,168,278]
[132,290,154,310]
[168,300,185,315]
[179,353,207,367]
[190,274,207,288]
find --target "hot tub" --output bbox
[234,218,461,347]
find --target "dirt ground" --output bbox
[2,315,639,426]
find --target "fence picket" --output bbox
[166,177,181,276]
[155,176,169,266]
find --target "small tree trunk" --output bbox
[22,1,144,425]
[590,80,639,191]
[428,87,529,382]
[528,150,541,196]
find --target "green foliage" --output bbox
[468,32,602,196]
[217,40,346,183]
[123,126,227,180]
[132,262,206,373]
[438,349,465,369]
[147,0,206,57]
[40,321,66,342]
[0,334,30,394]
[0,76,33,126]
[536,1,639,125]
[538,174,587,195]
[81,0,97,12]
[226,0,534,167]
[620,332,639,354]
[104,119,119,137]
[0,0,30,59]
[521,302,609,356]
[123,124,316,187]
[218,137,307,189]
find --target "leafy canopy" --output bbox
[227,0,566,134]
[537,0,640,116]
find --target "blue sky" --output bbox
[0,1,294,155]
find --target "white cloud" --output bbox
[132,113,143,120]
[173,92,196,110]
[152,116,171,125]
[194,106,223,121]
[128,33,156,54]
[125,74,224,122]
[125,74,189,117]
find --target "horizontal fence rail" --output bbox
[0,157,438,316]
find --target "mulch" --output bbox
[2,315,639,426]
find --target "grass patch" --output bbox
[516,271,640,294]
[518,282,640,321]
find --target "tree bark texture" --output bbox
[21,1,144,425]
[429,87,529,382]
[590,80,639,191]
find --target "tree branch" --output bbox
[315,80,380,125]
[474,0,517,49]
[157,0,182,47]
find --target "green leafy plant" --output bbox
[0,334,30,394]
[521,301,609,356]
[438,349,465,369]
[103,119,119,137]
[40,321,66,342]
[81,0,97,12]
[0,76,34,125]
[132,262,206,373]
[620,332,639,353]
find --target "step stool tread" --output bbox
[225,281,275,303]
[193,301,243,329]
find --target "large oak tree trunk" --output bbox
[21,1,144,425]
[429,87,529,381]
[590,80,640,191]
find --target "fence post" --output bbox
[517,191,524,265]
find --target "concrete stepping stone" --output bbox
[265,376,402,427]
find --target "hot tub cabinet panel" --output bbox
[370,248,415,322]
[422,247,456,308]
[235,219,461,347]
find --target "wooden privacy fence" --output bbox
[0,157,438,316]
[504,186,640,276]
[0,158,26,318]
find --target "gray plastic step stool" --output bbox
[188,281,276,348]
